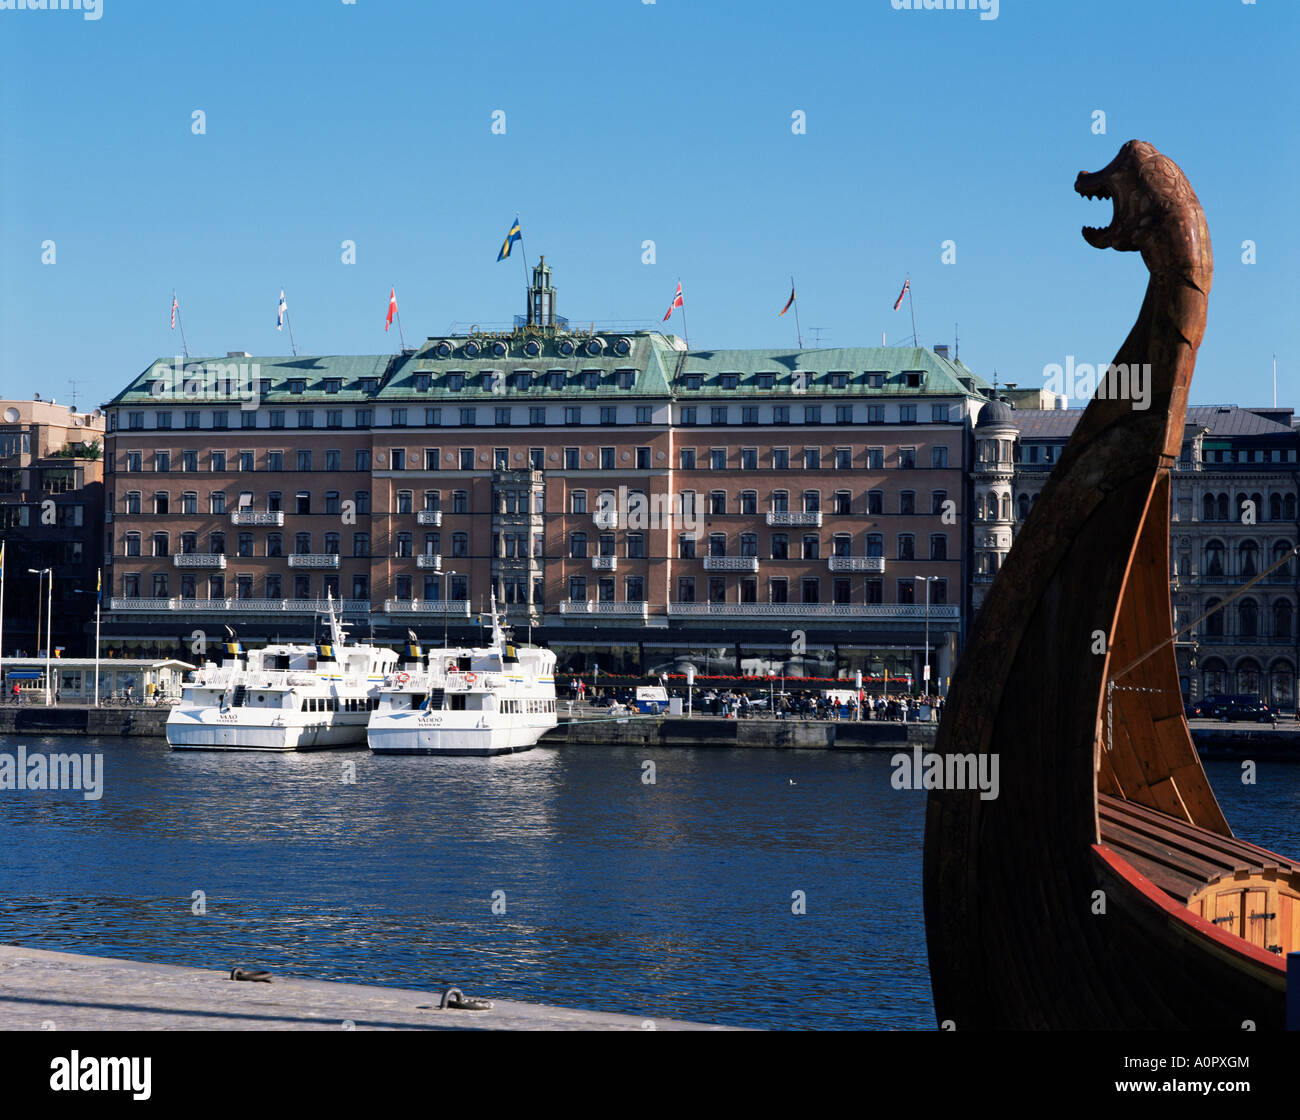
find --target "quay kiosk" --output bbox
[0,658,195,702]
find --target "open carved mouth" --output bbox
[1075,175,1117,248]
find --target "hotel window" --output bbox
[681,406,697,426]
[122,574,141,598]
[494,447,509,470]
[771,490,789,513]
[832,578,851,604]
[773,405,790,425]
[237,533,253,557]
[351,574,369,600]
[865,405,883,424]
[866,534,884,558]
[679,491,696,517]
[931,404,950,423]
[833,533,852,557]
[297,449,312,471]
[269,490,283,512]
[770,533,788,560]
[497,407,513,427]
[126,451,142,472]
[241,411,257,430]
[708,533,727,558]
[898,579,915,605]
[292,410,312,428]
[459,407,477,427]
[804,405,821,424]
[583,372,599,390]
[679,448,696,470]
[424,407,442,427]
[269,410,285,428]
[180,531,197,555]
[395,532,413,558]
[320,449,339,472]
[867,447,883,469]
[239,451,254,472]
[212,411,229,430]
[353,532,370,557]
[831,448,851,470]
[802,535,819,560]
[154,451,171,472]
[125,532,141,557]
[210,531,226,555]
[625,576,645,602]
[424,449,440,470]
[185,411,201,430]
[326,410,343,429]
[631,405,652,425]
[931,490,948,515]
[678,533,696,559]
[355,409,373,427]
[295,491,311,514]
[740,490,757,515]
[423,490,441,512]
[390,408,407,427]
[569,532,587,559]
[288,379,305,395]
[568,575,587,601]
[772,448,789,470]
[769,577,788,603]
[447,373,465,391]
[710,448,726,470]
[396,490,413,514]
[683,374,702,390]
[457,448,473,470]
[324,379,341,395]
[266,574,282,598]
[564,406,582,425]
[930,534,948,561]
[740,533,758,557]
[571,491,587,514]
[564,447,579,469]
[152,490,169,514]
[899,447,916,469]
[711,406,728,425]
[600,447,615,469]
[866,373,884,389]
[413,374,431,392]
[899,404,917,423]
[740,448,758,470]
[597,532,615,557]
[835,405,853,425]
[802,490,820,513]
[600,406,616,425]
[525,448,543,471]
[156,412,173,430]
[801,577,820,604]
[904,372,923,389]
[211,492,226,514]
[180,491,197,514]
[210,451,226,472]
[152,573,170,598]
[931,446,949,469]
[626,533,645,559]
[128,412,144,430]
[293,576,311,600]
[267,533,282,557]
[900,491,916,515]
[740,406,758,426]
[525,407,544,427]
[424,531,440,555]
[833,491,851,515]
[636,446,650,469]
[618,371,635,390]
[452,490,468,514]
[677,576,696,603]
[898,535,915,561]
[803,448,820,470]
[709,491,727,515]
[547,371,565,391]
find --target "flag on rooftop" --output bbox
[663,282,684,322]
[893,277,910,311]
[385,287,397,332]
[277,289,287,332]
[497,215,522,261]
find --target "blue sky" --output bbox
[1,0,1295,412]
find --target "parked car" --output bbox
[1186,694,1273,723]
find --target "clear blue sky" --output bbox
[1,0,1295,412]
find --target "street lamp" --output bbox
[28,568,52,706]
[914,575,939,702]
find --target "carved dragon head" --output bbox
[1075,140,1211,277]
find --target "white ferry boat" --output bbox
[166,599,398,752]
[368,602,557,757]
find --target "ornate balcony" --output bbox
[828,556,886,573]
[231,510,284,526]
[703,556,760,572]
[559,600,650,618]
[766,510,822,527]
[591,556,618,571]
[417,509,443,526]
[667,602,959,620]
[415,553,442,569]
[287,554,340,569]
[173,553,226,569]
[383,599,471,615]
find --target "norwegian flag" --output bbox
[385,287,397,332]
[893,277,910,312]
[170,293,178,329]
[663,282,684,321]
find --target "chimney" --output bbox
[933,344,950,360]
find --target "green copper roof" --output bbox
[108,354,397,406]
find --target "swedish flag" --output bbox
[497,216,522,262]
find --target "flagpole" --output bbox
[0,542,6,672]
[174,290,190,359]
[907,275,919,348]
[283,286,298,357]
[517,212,529,286]
[94,570,101,708]
[791,276,803,349]
[678,278,689,349]
[392,284,406,350]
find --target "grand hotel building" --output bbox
[101,261,1003,684]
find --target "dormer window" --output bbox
[480,372,497,392]
[323,379,341,394]
[413,374,431,392]
[359,378,378,393]
[288,379,306,394]
[583,371,600,390]
[548,370,565,390]
[756,373,775,391]
[617,371,635,390]
[830,371,849,389]
[720,373,739,390]
[447,372,465,391]
[866,372,885,389]
[684,374,703,391]
[903,371,923,389]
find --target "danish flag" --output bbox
[385,287,397,332]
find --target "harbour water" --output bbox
[0,734,1296,1030]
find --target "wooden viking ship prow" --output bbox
[923,140,1299,1029]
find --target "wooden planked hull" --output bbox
[922,141,1292,1030]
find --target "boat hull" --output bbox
[367,711,555,756]
[166,708,370,752]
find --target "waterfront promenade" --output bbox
[0,946,732,1031]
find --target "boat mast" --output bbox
[324,590,347,650]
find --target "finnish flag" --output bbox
[277,289,287,331]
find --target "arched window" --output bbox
[1202,493,1216,521]
[1204,598,1224,637]
[1000,494,1011,521]
[1204,540,1224,578]
[975,493,986,521]
[1238,659,1261,696]
[1270,493,1283,521]
[1274,600,1293,639]
[1239,541,1259,579]
[1272,540,1294,580]
[1239,599,1259,638]
[1216,493,1229,521]
[1287,494,1298,521]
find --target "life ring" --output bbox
[396,672,410,684]
[464,672,478,684]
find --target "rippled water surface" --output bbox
[0,736,1295,1030]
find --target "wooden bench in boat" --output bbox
[1098,793,1300,957]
